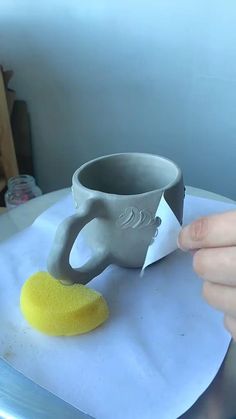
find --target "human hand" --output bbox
[178,211,236,339]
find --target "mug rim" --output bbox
[73,152,182,197]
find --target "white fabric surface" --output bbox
[0,193,235,419]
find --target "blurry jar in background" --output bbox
[4,175,42,209]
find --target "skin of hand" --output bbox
[178,211,236,340]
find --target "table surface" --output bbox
[0,186,236,419]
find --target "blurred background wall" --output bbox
[0,0,236,198]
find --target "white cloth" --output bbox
[0,194,235,419]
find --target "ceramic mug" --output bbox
[47,153,184,284]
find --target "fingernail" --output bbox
[177,232,188,252]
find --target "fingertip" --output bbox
[178,217,209,251]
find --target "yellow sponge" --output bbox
[20,272,109,336]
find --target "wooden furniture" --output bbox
[0,67,19,194]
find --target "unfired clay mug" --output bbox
[47,153,184,284]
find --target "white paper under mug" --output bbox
[0,193,235,419]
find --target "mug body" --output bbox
[72,153,184,268]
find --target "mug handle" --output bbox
[47,198,110,285]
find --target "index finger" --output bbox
[178,211,236,250]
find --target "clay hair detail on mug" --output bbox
[117,207,162,230]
